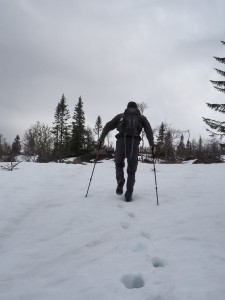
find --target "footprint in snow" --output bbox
[120,222,130,229]
[121,274,145,289]
[140,231,151,240]
[152,257,167,268]
[127,212,135,218]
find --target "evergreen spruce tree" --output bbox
[203,40,225,144]
[186,138,191,149]
[176,134,185,159]
[93,115,103,140]
[185,138,193,158]
[71,96,86,156]
[205,135,221,162]
[164,130,174,161]
[12,135,21,154]
[156,122,166,157]
[157,122,166,146]
[196,136,204,161]
[52,94,71,161]
[85,126,95,152]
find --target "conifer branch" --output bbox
[203,118,225,133]
[214,56,225,64]
[204,40,225,138]
[206,103,225,113]
[214,68,225,77]
[214,86,225,93]
[210,80,225,87]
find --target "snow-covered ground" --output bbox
[0,160,225,300]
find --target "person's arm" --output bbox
[99,114,122,143]
[142,115,155,150]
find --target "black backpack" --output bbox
[118,107,142,137]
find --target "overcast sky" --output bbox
[1,0,225,144]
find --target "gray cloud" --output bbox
[1,0,225,143]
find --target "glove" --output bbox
[151,145,157,155]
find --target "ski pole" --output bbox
[152,149,159,206]
[85,142,101,197]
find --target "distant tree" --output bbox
[71,96,86,156]
[12,135,21,155]
[203,40,225,145]
[185,137,193,158]
[196,136,204,161]
[156,122,166,157]
[191,138,198,157]
[93,115,103,140]
[0,134,13,162]
[23,122,54,162]
[176,130,193,160]
[164,130,174,161]
[85,126,95,152]
[52,94,71,161]
[205,135,221,161]
[137,102,148,114]
[176,134,185,159]
[137,102,148,161]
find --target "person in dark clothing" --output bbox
[99,101,156,202]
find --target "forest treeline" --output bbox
[0,95,224,163]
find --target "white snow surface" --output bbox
[0,160,225,300]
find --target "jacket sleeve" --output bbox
[99,114,122,142]
[141,116,155,147]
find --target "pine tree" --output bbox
[156,122,166,157]
[71,96,86,156]
[93,115,103,140]
[157,122,166,146]
[85,126,95,152]
[203,40,225,142]
[164,130,174,161]
[196,136,204,160]
[12,135,21,154]
[185,138,193,158]
[52,94,71,161]
[176,134,185,159]
[205,135,221,162]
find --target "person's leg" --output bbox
[115,139,125,194]
[125,139,139,201]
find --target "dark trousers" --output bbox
[115,138,139,194]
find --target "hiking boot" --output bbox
[116,179,125,195]
[125,191,132,202]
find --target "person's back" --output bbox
[117,106,142,138]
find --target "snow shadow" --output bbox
[121,274,145,289]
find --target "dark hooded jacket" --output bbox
[99,111,154,146]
